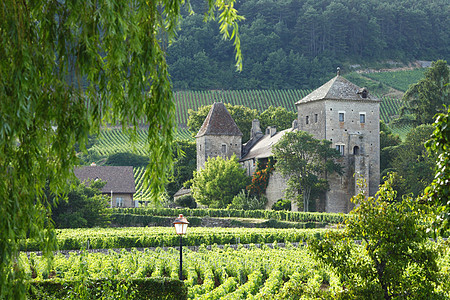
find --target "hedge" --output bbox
[113,207,345,223]
[28,277,187,299]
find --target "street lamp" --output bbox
[173,214,189,280]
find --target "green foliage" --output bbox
[273,130,342,211]
[259,106,297,132]
[191,155,250,208]
[28,277,187,300]
[0,0,242,296]
[116,207,345,223]
[175,195,197,209]
[272,199,292,211]
[380,121,402,175]
[309,174,445,299]
[166,140,197,198]
[423,106,450,234]
[22,227,330,250]
[105,152,149,167]
[399,60,449,126]
[168,0,449,90]
[388,124,435,198]
[228,190,268,210]
[51,180,111,229]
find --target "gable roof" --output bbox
[240,128,295,161]
[196,102,243,138]
[74,166,136,194]
[295,75,380,105]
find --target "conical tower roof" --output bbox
[195,102,243,138]
[296,74,380,105]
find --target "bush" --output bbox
[28,277,187,299]
[228,190,267,210]
[272,199,291,211]
[175,195,197,209]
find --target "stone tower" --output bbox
[295,71,380,213]
[196,102,243,170]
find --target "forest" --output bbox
[167,0,449,90]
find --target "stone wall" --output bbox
[197,135,242,170]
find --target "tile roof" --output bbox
[74,166,136,194]
[196,102,243,137]
[240,128,295,161]
[295,75,380,105]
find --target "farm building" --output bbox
[196,71,380,213]
[74,165,137,208]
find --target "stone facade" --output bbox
[196,102,243,170]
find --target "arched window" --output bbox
[353,146,360,155]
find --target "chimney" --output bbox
[251,119,263,140]
[266,126,277,137]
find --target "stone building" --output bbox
[196,72,380,213]
[196,102,243,170]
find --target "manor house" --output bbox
[196,71,380,213]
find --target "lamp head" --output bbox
[173,214,189,235]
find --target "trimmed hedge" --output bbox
[28,277,187,299]
[114,207,345,223]
[21,227,329,251]
[110,214,203,227]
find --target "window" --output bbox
[221,144,227,154]
[314,114,318,123]
[360,113,366,123]
[336,145,345,156]
[339,112,345,122]
[306,116,309,124]
[116,197,124,208]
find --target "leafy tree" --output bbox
[188,103,258,141]
[399,60,449,126]
[259,106,297,133]
[191,155,250,208]
[166,140,197,198]
[309,174,444,299]
[389,124,435,198]
[52,180,110,228]
[0,1,242,297]
[272,131,342,212]
[423,106,450,234]
[380,121,402,176]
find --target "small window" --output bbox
[339,112,345,122]
[221,144,227,154]
[353,146,360,155]
[306,116,309,124]
[199,145,201,151]
[116,197,124,208]
[360,113,366,123]
[314,114,318,123]
[336,145,345,156]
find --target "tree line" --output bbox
[168,0,449,90]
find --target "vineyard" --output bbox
[22,240,450,299]
[173,89,403,127]
[363,68,426,92]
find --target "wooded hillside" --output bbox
[167,0,449,90]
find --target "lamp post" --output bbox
[173,214,189,281]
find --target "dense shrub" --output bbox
[105,152,149,167]
[272,199,292,211]
[28,277,187,299]
[175,195,197,209]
